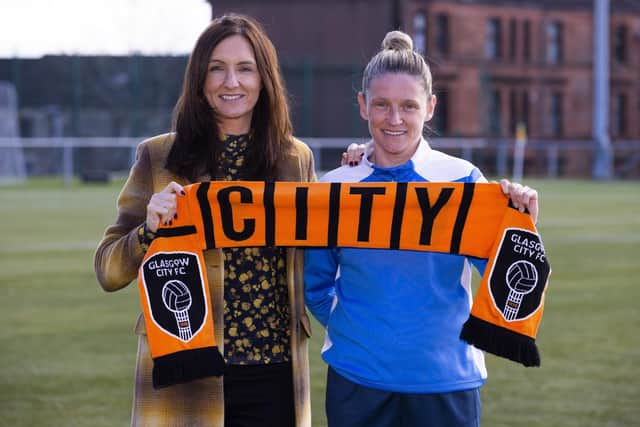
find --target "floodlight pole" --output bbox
[592,0,612,179]
[206,0,215,20]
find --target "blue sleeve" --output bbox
[304,247,339,328]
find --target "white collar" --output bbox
[363,137,432,168]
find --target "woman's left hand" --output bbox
[341,142,368,166]
[500,179,539,224]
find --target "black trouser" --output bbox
[326,367,481,427]
[224,362,295,427]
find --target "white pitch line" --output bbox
[0,241,98,254]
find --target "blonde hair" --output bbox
[361,30,433,97]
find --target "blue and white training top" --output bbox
[304,138,488,393]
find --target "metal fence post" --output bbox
[63,138,73,186]
[130,145,137,167]
[497,140,508,178]
[547,144,559,178]
[462,144,472,162]
[512,124,527,182]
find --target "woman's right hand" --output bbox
[145,181,185,232]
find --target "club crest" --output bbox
[141,252,207,341]
[488,228,550,322]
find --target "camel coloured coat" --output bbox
[94,133,315,426]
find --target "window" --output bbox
[546,21,563,64]
[414,11,427,55]
[489,89,502,136]
[550,92,563,137]
[433,90,449,134]
[486,18,502,59]
[612,94,627,137]
[523,20,531,63]
[613,25,627,63]
[509,19,517,62]
[435,13,450,57]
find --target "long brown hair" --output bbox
[166,14,293,181]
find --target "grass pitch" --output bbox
[0,178,638,426]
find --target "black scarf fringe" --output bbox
[152,346,226,389]
[460,315,541,367]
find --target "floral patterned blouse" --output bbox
[219,134,291,365]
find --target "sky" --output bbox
[0,0,212,57]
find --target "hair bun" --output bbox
[381,31,413,51]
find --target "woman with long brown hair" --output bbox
[95,14,313,427]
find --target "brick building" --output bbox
[209,0,640,142]
[1,1,637,177]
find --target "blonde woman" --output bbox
[305,31,538,427]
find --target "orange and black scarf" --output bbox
[139,181,550,388]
